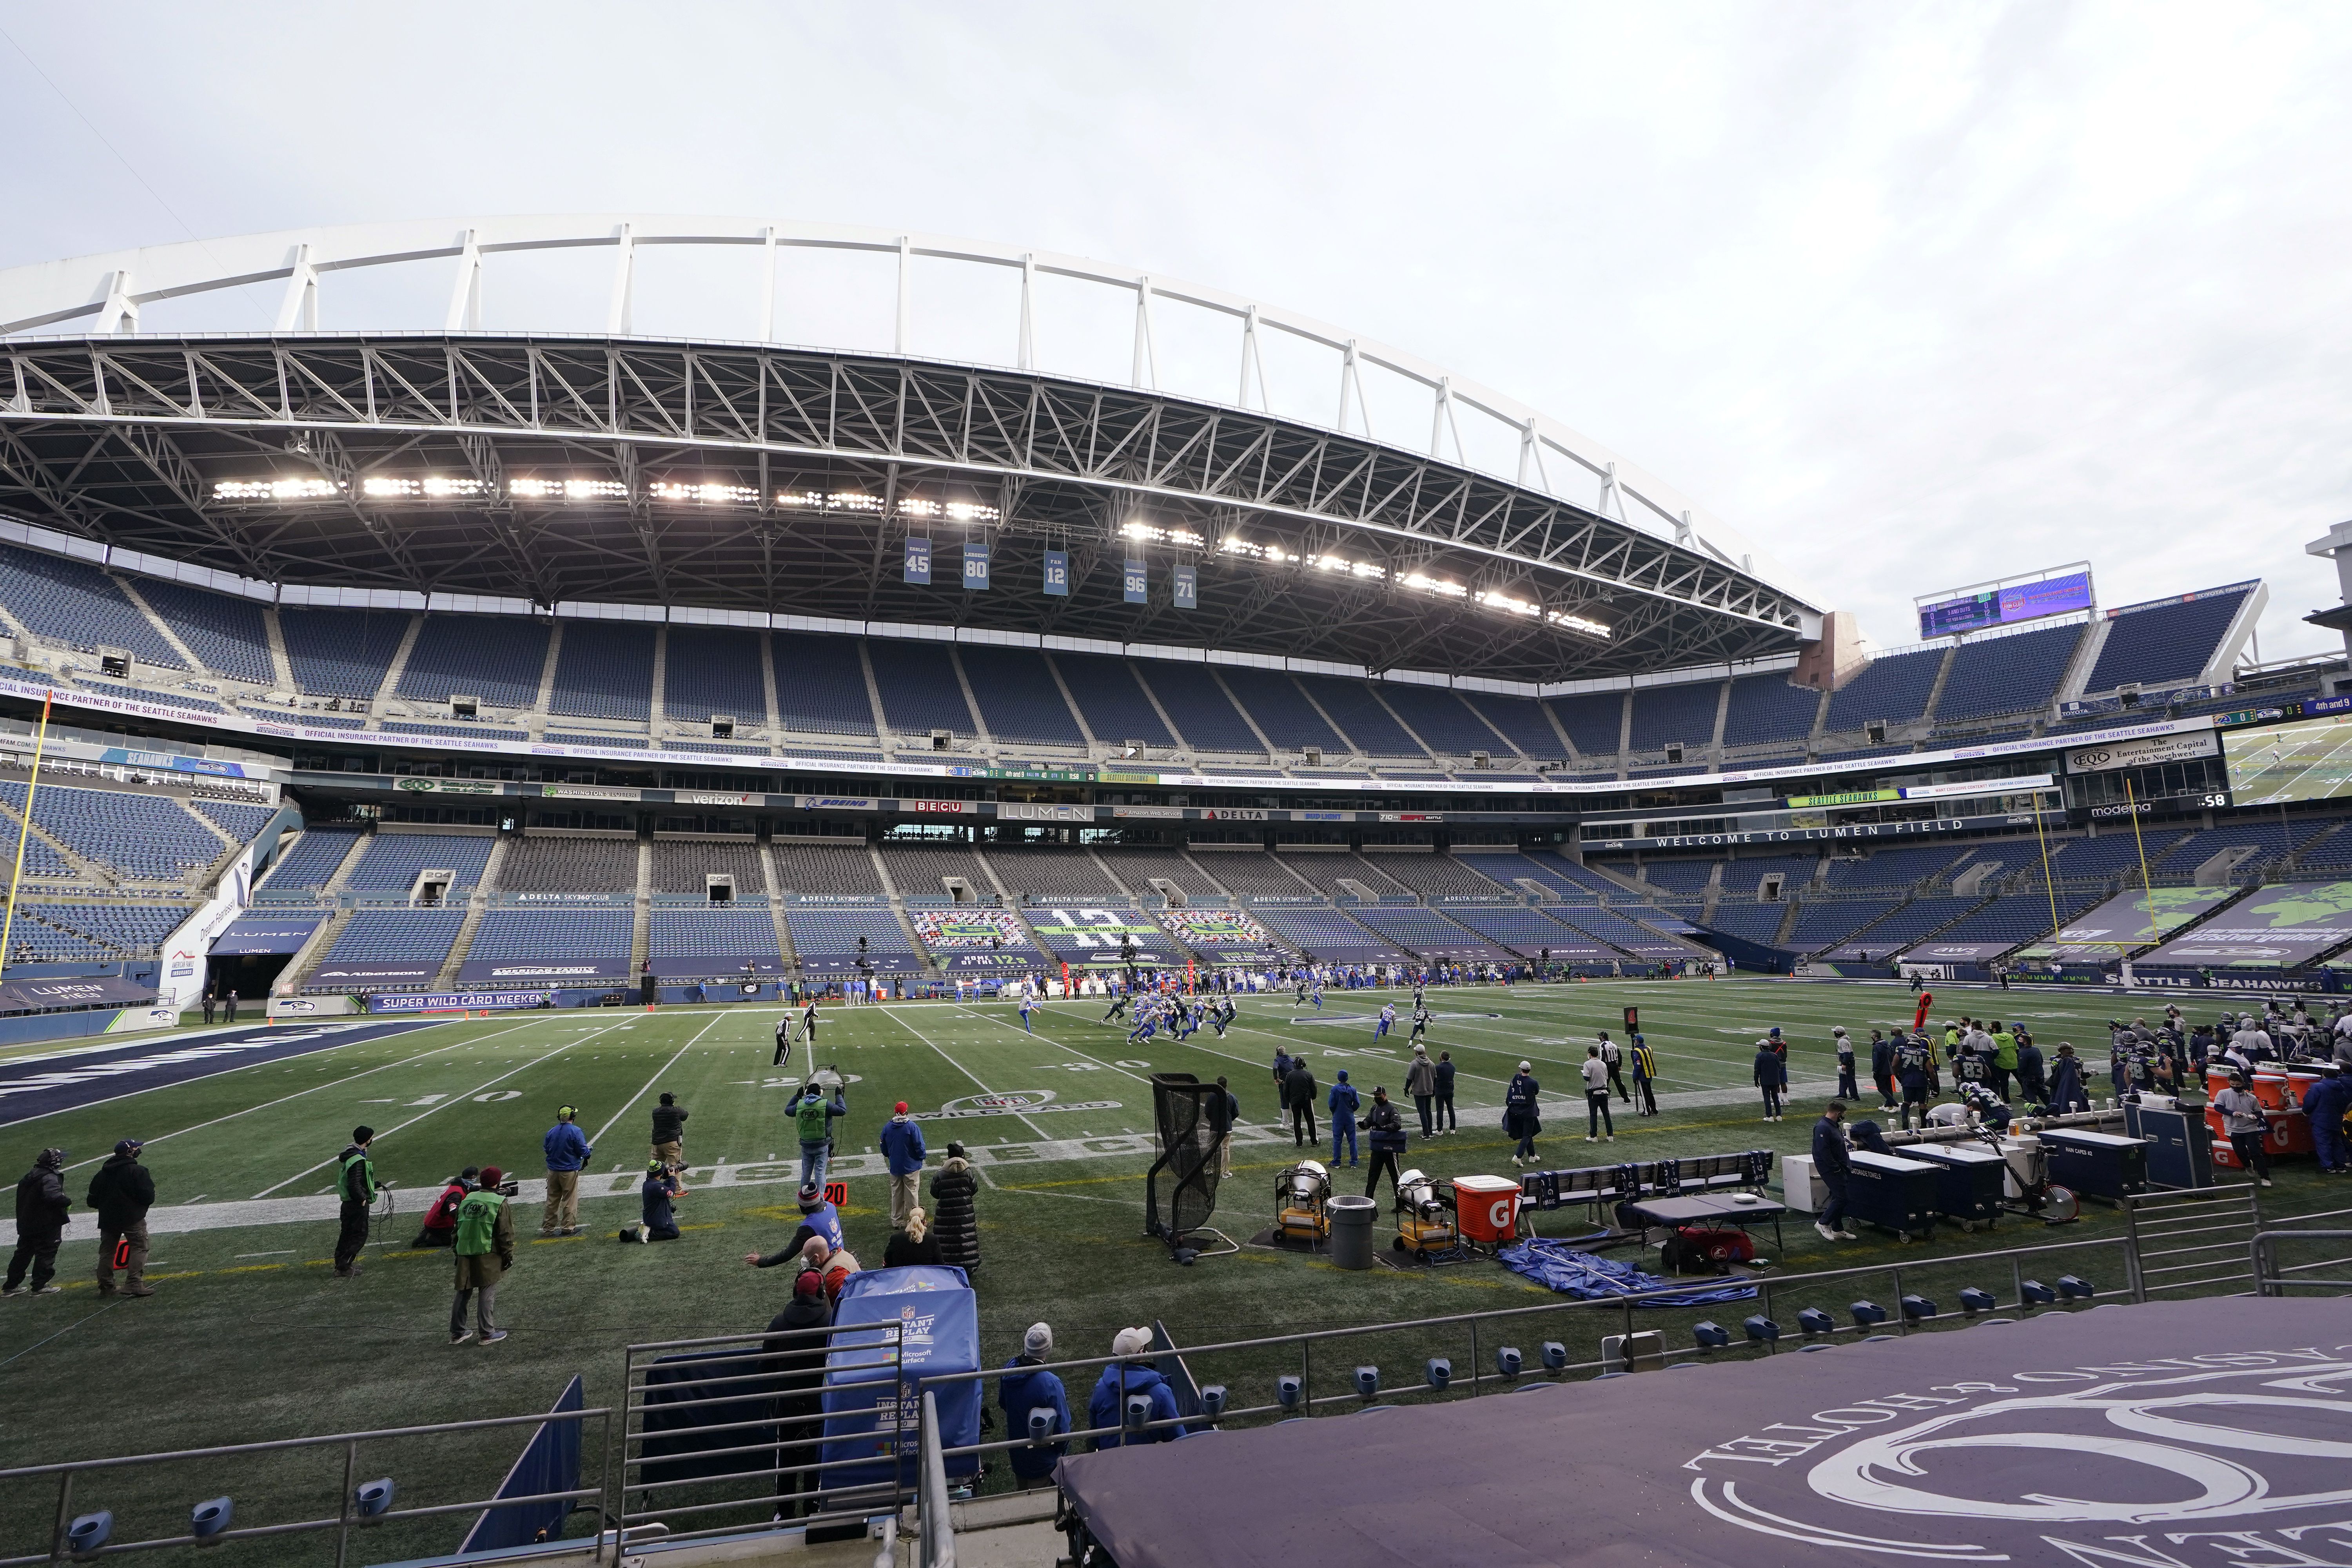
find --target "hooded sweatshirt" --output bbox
[1087,1362,1183,1446]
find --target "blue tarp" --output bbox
[460,1374,582,1553]
[1496,1238,1757,1307]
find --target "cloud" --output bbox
[1,0,2346,662]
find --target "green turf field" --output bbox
[0,978,2336,1558]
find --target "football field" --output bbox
[0,976,2320,1553]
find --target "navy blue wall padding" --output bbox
[636,1350,776,1486]
[1496,1239,1757,1307]
[461,1375,583,1554]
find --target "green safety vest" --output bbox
[454,1190,504,1256]
[795,1095,833,1144]
[340,1150,376,1205]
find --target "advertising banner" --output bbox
[911,908,1034,953]
[646,955,783,978]
[1916,568,2092,639]
[308,960,440,985]
[0,975,158,1012]
[997,802,1091,822]
[2139,881,2352,969]
[1895,940,2023,964]
[455,958,635,985]
[1026,907,1174,963]
[2012,886,2238,961]
[369,991,557,1012]
[209,915,324,955]
[2064,732,2218,774]
[798,948,920,975]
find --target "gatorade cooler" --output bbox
[1452,1175,1522,1242]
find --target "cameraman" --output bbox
[412,1166,478,1249]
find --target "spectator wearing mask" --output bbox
[1362,1087,1407,1202]
[1283,1057,1319,1148]
[878,1103,928,1230]
[1327,1070,1361,1167]
[1583,1045,1615,1141]
[541,1107,591,1238]
[793,1081,848,1193]
[650,1093,688,1168]
[1504,1062,1541,1167]
[2213,1074,2273,1187]
[1434,1050,1458,1132]
[621,1160,684,1243]
[87,1138,156,1298]
[884,1206,944,1268]
[765,1269,833,1520]
[1087,1327,1184,1446]
[1000,1323,1071,1490]
[4,1148,70,1297]
[1406,1045,1438,1138]
[451,1165,514,1345]
[1811,1102,1855,1243]
[414,1167,478,1249]
[334,1126,378,1277]
[930,1142,980,1272]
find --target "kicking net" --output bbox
[1144,1072,1226,1244]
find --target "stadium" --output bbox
[2,216,2351,1568]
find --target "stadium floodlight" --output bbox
[1120,520,1205,548]
[648,481,759,505]
[1402,573,1470,599]
[1547,609,1612,640]
[213,477,340,501]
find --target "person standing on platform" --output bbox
[1434,1049,1458,1131]
[87,1139,156,1298]
[1811,1101,1855,1243]
[1327,1070,1360,1167]
[541,1106,591,1237]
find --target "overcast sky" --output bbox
[2,2,2347,666]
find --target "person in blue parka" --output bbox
[1087,1326,1185,1446]
[1327,1070,1361,1167]
[1000,1321,1073,1487]
[2303,1065,2352,1175]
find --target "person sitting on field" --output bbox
[884,1206,944,1268]
[413,1166,479,1249]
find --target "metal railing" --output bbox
[906,1229,2141,1535]
[0,1407,610,1568]
[2254,1225,2352,1295]
[612,1323,909,1557]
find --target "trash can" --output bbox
[1328,1195,1378,1270]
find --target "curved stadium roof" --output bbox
[0,216,1820,685]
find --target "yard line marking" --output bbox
[0,1298,122,1368]
[588,1013,728,1148]
[250,1016,636,1198]
[43,1018,553,1171]
[878,1005,1054,1142]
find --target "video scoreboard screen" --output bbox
[1917,569,2093,640]
[2223,713,2352,806]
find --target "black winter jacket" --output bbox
[930,1159,980,1269]
[650,1105,689,1143]
[1363,1100,1408,1154]
[85,1155,155,1229]
[14,1166,68,1240]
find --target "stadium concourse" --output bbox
[2,217,2350,1566]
